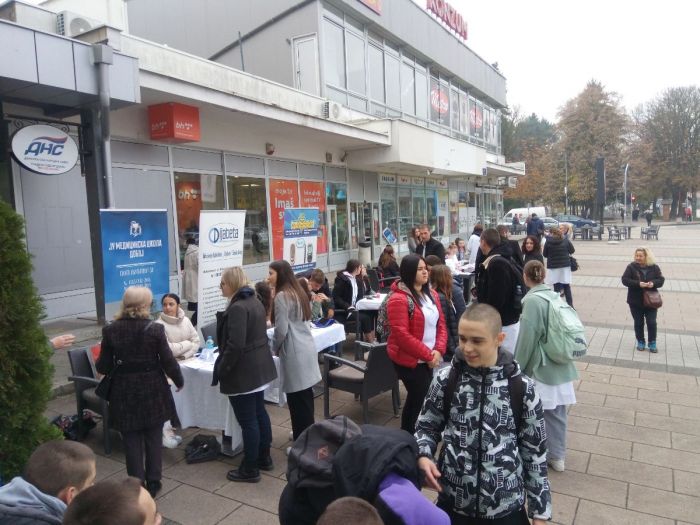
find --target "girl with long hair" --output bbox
[521,235,544,264]
[429,264,466,361]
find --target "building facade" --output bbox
[0,0,523,320]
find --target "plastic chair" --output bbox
[323,342,400,423]
[67,347,114,454]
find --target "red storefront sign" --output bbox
[148,102,201,142]
[357,0,381,14]
[269,179,299,260]
[299,181,327,254]
[426,0,467,40]
[430,87,449,114]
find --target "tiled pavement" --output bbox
[44,221,700,524]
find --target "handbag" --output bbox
[570,256,579,272]
[643,289,663,309]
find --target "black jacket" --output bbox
[436,289,466,361]
[499,237,524,270]
[621,263,665,308]
[332,273,366,314]
[523,252,544,265]
[213,287,277,394]
[379,260,400,279]
[476,245,521,326]
[415,237,446,260]
[543,237,574,269]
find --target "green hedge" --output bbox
[0,200,62,481]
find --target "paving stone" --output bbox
[609,375,668,392]
[546,470,627,507]
[215,469,287,514]
[569,403,635,425]
[217,504,279,525]
[567,432,631,459]
[567,415,599,435]
[551,491,578,525]
[627,484,700,524]
[157,484,241,525]
[573,390,606,407]
[93,454,126,482]
[597,421,671,448]
[563,449,590,473]
[674,470,700,498]
[573,499,674,525]
[671,404,700,420]
[668,381,700,395]
[577,381,638,400]
[162,457,232,492]
[671,432,700,453]
[578,371,611,383]
[586,454,673,490]
[584,363,640,378]
[637,388,700,408]
[635,412,700,437]
[603,394,669,416]
[632,443,700,474]
[639,370,698,384]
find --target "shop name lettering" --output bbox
[24,136,67,156]
[290,216,315,230]
[109,239,163,259]
[426,0,467,40]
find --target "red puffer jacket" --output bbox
[387,281,447,368]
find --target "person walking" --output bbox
[522,235,544,265]
[515,260,578,473]
[621,247,665,353]
[212,267,277,483]
[96,286,184,499]
[543,226,575,307]
[268,260,321,440]
[386,254,446,433]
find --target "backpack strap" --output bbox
[441,365,458,422]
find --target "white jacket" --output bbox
[182,244,199,303]
[155,308,200,359]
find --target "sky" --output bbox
[430,0,700,122]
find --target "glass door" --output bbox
[327,205,338,253]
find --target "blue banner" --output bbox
[283,208,319,273]
[100,209,170,303]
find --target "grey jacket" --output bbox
[0,477,64,525]
[273,291,321,393]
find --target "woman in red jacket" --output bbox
[387,254,447,433]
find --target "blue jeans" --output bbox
[228,391,272,467]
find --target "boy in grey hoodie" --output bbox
[0,441,95,525]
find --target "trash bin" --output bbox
[358,240,372,267]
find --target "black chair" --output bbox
[367,268,399,293]
[67,347,114,454]
[323,342,399,423]
[200,320,217,346]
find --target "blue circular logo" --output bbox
[208,227,220,244]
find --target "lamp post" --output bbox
[623,163,629,224]
[564,151,569,213]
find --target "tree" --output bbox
[633,86,700,218]
[0,201,62,481]
[554,81,629,217]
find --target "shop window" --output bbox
[412,188,426,227]
[323,19,346,88]
[415,69,428,121]
[398,187,412,242]
[368,44,385,103]
[430,76,449,126]
[401,62,415,115]
[385,53,401,110]
[380,185,397,244]
[227,176,270,265]
[174,172,224,265]
[300,181,327,254]
[326,182,349,252]
[346,31,366,95]
[449,190,459,234]
[469,97,484,140]
[450,88,460,131]
[459,92,469,135]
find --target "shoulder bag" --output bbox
[637,269,662,309]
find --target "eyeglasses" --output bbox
[219,282,225,288]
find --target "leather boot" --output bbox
[227,462,260,483]
[258,449,274,471]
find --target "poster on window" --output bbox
[196,210,246,330]
[299,181,327,254]
[269,179,300,260]
[458,204,469,233]
[283,208,319,273]
[430,78,449,126]
[470,100,483,139]
[100,209,170,304]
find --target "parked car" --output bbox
[554,214,598,228]
[541,217,560,231]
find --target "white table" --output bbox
[172,323,346,439]
[356,293,387,311]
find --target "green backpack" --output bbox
[529,289,588,364]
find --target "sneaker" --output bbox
[636,341,646,351]
[162,434,179,449]
[548,458,565,472]
[288,430,294,441]
[649,341,658,353]
[286,446,292,456]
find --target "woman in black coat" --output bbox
[621,247,665,353]
[214,266,277,483]
[333,259,375,341]
[522,235,544,264]
[429,265,466,361]
[543,227,575,306]
[96,286,184,498]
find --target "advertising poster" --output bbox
[299,181,327,254]
[283,208,319,273]
[269,179,299,260]
[100,209,169,304]
[197,210,247,330]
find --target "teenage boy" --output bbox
[415,303,551,524]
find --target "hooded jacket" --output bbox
[155,307,200,359]
[476,243,521,326]
[0,477,65,525]
[386,281,447,368]
[415,350,552,521]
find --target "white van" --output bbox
[499,207,547,228]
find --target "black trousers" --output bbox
[630,305,658,343]
[287,387,315,440]
[394,363,433,433]
[229,391,272,467]
[123,424,162,482]
[553,283,573,307]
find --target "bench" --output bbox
[641,225,660,240]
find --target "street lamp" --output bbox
[564,151,568,213]
[623,163,629,224]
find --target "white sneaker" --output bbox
[173,435,183,445]
[548,458,565,472]
[162,434,179,449]
[286,446,292,456]
[289,430,294,441]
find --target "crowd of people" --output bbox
[15,216,669,525]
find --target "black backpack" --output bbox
[185,435,221,464]
[485,254,525,312]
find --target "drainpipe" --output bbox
[91,44,114,208]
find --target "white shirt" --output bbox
[420,297,439,351]
[343,271,358,306]
[445,254,459,274]
[467,234,481,265]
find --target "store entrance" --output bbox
[350,201,380,262]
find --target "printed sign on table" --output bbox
[283,208,319,273]
[196,210,246,330]
[100,209,169,303]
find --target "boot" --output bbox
[258,449,274,471]
[226,462,260,483]
[145,480,162,498]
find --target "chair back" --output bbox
[361,343,397,391]
[67,347,94,378]
[201,321,218,346]
[366,268,381,292]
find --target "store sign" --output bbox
[357,0,381,14]
[11,124,78,175]
[379,174,396,184]
[148,102,201,142]
[430,87,449,114]
[427,0,467,40]
[412,177,425,187]
[398,175,412,185]
[426,178,437,188]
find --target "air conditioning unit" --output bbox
[56,11,102,37]
[321,101,351,122]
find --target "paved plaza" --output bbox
[44,221,700,524]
